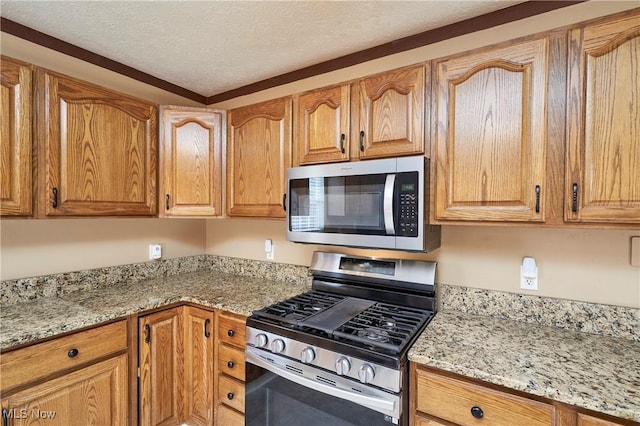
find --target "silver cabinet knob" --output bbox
[300,347,316,364]
[358,364,375,384]
[271,339,285,353]
[255,333,268,347]
[335,357,351,375]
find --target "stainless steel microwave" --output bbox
[286,156,441,252]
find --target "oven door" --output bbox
[245,347,402,426]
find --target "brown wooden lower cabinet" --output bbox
[1,354,128,426]
[215,311,247,426]
[411,364,633,426]
[0,320,129,426]
[138,305,215,426]
[216,404,245,426]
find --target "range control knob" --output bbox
[300,347,316,364]
[335,357,351,375]
[255,333,268,348]
[358,364,375,384]
[271,339,285,353]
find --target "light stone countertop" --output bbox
[0,269,310,349]
[408,311,640,422]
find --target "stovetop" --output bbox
[248,289,434,360]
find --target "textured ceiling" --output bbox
[0,0,525,97]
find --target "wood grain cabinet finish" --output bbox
[413,366,555,426]
[160,106,224,217]
[354,64,426,160]
[433,37,550,223]
[215,311,247,426]
[183,306,215,426]
[296,84,350,165]
[227,97,291,218]
[37,69,157,217]
[0,320,128,426]
[139,306,215,426]
[139,307,184,426]
[0,56,33,217]
[1,355,128,426]
[565,12,640,224]
[577,413,629,426]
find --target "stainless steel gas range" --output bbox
[244,251,436,426]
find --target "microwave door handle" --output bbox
[384,174,396,235]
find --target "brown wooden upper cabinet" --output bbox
[354,65,426,160]
[37,69,158,217]
[296,84,350,165]
[0,56,33,217]
[294,65,426,166]
[433,37,550,222]
[565,12,640,224]
[160,106,224,217]
[227,97,292,218]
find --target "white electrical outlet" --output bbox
[520,256,538,290]
[149,244,162,260]
[265,239,274,260]
[631,237,640,267]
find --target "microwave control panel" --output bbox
[397,173,419,237]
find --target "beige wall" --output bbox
[0,219,206,280]
[206,220,640,308]
[1,2,639,309]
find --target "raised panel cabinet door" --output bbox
[1,354,127,426]
[160,106,224,217]
[139,307,184,426]
[183,306,215,426]
[296,84,349,165]
[566,12,640,224]
[0,56,32,216]
[434,37,549,222]
[355,64,426,159]
[37,69,157,216]
[227,97,291,218]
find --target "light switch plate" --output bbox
[631,237,640,267]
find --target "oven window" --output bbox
[245,371,396,426]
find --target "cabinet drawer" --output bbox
[218,313,246,348]
[1,320,127,392]
[218,374,245,414]
[415,368,554,426]
[218,343,245,381]
[216,403,244,426]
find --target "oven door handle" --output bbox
[246,347,399,418]
[383,174,396,235]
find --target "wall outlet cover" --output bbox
[632,237,640,267]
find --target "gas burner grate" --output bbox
[332,303,434,353]
[251,290,345,325]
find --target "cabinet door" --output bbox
[355,65,425,159]
[227,97,291,218]
[566,13,640,223]
[0,56,32,216]
[183,306,215,426]
[160,106,224,217]
[139,307,184,426]
[296,84,349,165]
[434,38,549,222]
[37,70,157,216]
[1,354,127,426]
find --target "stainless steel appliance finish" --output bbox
[245,252,437,426]
[286,156,441,252]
